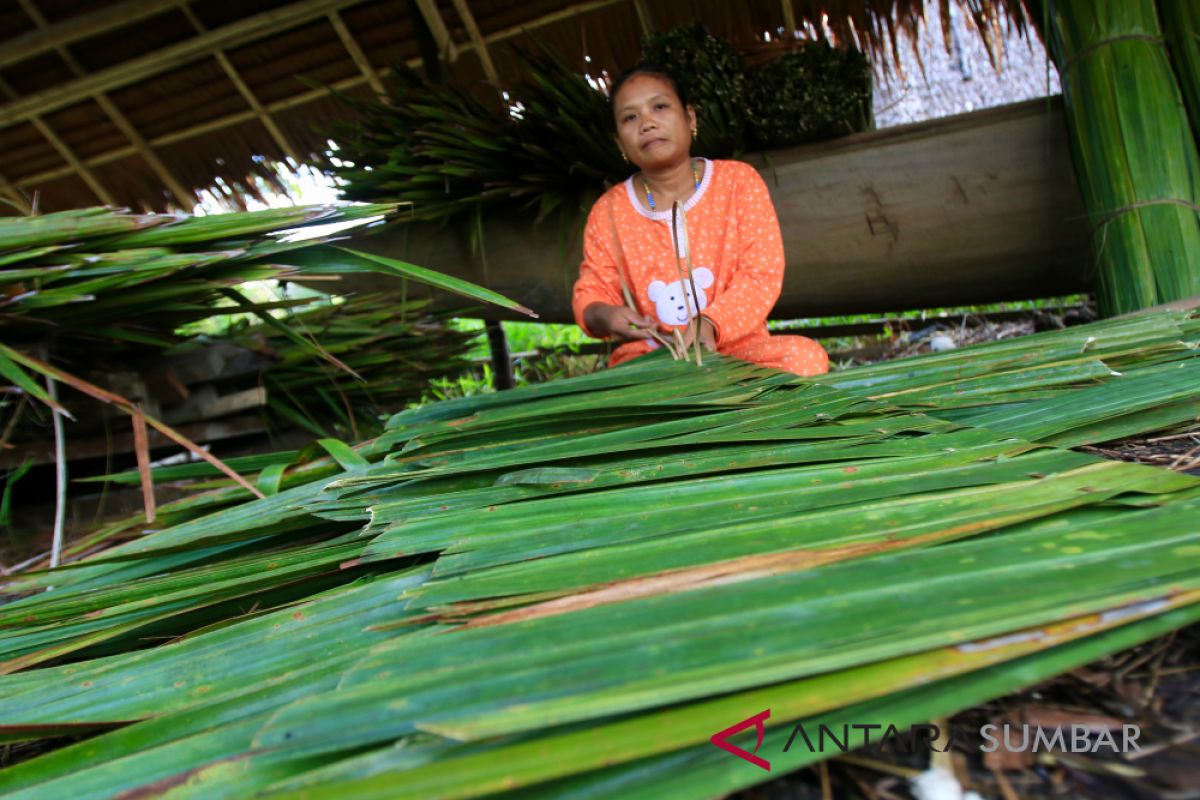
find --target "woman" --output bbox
[572,64,829,376]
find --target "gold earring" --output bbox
[692,128,698,141]
[621,150,628,163]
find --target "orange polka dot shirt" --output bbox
[574,158,818,370]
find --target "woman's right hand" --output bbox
[583,302,658,343]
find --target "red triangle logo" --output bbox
[710,709,771,771]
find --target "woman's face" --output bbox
[612,73,696,170]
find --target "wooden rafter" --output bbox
[15,0,192,209]
[413,0,458,61]
[0,0,179,71]
[0,74,116,205]
[449,0,499,84]
[29,117,118,205]
[14,0,630,190]
[0,0,375,127]
[327,10,387,95]
[631,0,654,36]
[179,2,300,163]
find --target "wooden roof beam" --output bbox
[0,73,117,205]
[413,0,458,62]
[0,0,376,127]
[179,3,301,163]
[449,0,498,84]
[631,0,654,36]
[327,10,387,95]
[14,0,630,189]
[0,0,181,71]
[16,0,193,208]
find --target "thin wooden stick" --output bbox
[131,405,156,525]
[670,202,702,366]
[606,200,681,359]
[4,347,264,499]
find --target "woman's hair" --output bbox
[608,63,690,112]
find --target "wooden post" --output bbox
[780,0,796,36]
[485,320,515,391]
[450,0,499,84]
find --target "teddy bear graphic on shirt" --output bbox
[647,267,714,327]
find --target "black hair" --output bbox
[609,63,690,114]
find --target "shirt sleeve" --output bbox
[572,194,626,338]
[701,164,785,346]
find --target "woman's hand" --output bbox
[583,302,658,343]
[679,316,718,352]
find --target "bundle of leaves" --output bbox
[744,41,873,149]
[639,19,749,157]
[330,44,626,224]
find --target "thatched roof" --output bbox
[0,0,1037,215]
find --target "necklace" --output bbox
[643,159,700,211]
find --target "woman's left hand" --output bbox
[679,316,718,352]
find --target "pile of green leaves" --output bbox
[0,311,1195,797]
[744,42,873,148]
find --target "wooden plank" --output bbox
[0,414,267,468]
[163,386,267,425]
[334,98,1092,321]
